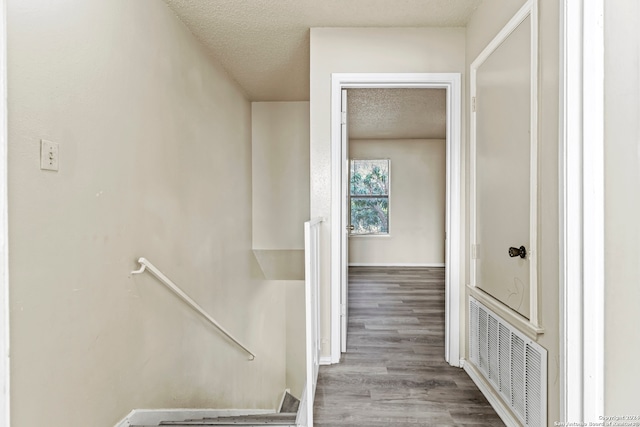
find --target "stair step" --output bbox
[279,391,300,414]
[152,423,295,426]
[156,413,297,426]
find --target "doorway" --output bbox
[329,73,462,366]
[345,87,447,354]
[346,88,447,268]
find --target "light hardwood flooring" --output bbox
[313,266,505,427]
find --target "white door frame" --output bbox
[329,73,462,366]
[339,89,349,353]
[559,0,605,423]
[0,0,9,425]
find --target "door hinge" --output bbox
[341,111,347,125]
[340,303,346,316]
[472,244,479,260]
[472,96,476,112]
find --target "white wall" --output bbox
[604,0,640,415]
[0,1,7,422]
[251,102,310,398]
[252,102,310,250]
[7,1,286,426]
[348,139,445,266]
[310,27,466,357]
[285,282,305,398]
[465,0,560,424]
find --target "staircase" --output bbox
[123,217,322,427]
[129,392,300,427]
[136,413,297,426]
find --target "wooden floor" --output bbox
[313,267,505,427]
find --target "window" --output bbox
[349,159,390,235]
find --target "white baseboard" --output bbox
[295,382,308,427]
[319,356,333,365]
[463,363,520,427]
[115,411,133,427]
[116,408,276,426]
[348,263,445,267]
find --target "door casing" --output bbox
[339,89,349,353]
[329,73,462,366]
[559,0,605,422]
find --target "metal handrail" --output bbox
[131,257,256,361]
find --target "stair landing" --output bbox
[133,412,297,427]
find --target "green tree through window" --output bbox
[350,159,390,234]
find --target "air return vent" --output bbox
[468,297,547,427]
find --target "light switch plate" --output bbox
[40,139,59,171]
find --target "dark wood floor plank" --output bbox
[313,266,505,427]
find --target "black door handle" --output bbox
[508,246,527,259]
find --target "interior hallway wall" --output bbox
[310,27,466,358]
[604,0,640,415]
[348,139,445,266]
[7,1,286,425]
[465,0,560,424]
[251,102,310,398]
[285,281,306,398]
[252,102,310,250]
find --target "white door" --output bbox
[340,89,349,352]
[475,16,532,319]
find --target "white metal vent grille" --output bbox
[526,345,543,426]
[498,323,511,397]
[512,334,526,419]
[488,316,499,381]
[479,308,488,371]
[468,297,547,427]
[469,302,478,362]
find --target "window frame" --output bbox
[348,158,391,237]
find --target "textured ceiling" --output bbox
[348,88,446,140]
[162,0,482,101]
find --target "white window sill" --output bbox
[349,234,391,238]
